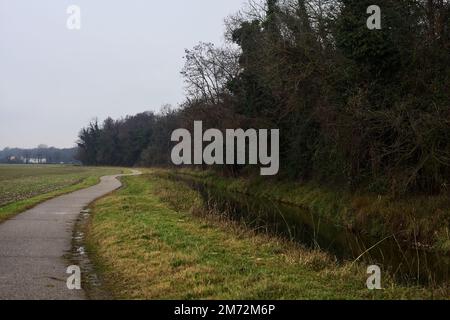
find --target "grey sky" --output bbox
[0,0,246,149]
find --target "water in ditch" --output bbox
[177,177,449,286]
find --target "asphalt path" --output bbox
[0,170,140,300]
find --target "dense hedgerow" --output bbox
[77,0,450,194]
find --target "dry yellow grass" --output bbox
[85,172,447,300]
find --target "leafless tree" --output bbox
[181,42,240,104]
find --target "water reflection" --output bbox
[176,176,449,285]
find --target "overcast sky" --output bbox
[0,0,247,149]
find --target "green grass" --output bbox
[0,164,125,223]
[86,171,447,299]
[163,169,450,253]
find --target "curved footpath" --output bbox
[0,170,140,300]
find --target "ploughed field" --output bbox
[0,165,123,222]
[0,165,119,206]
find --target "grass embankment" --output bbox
[166,169,450,253]
[0,165,125,223]
[86,171,445,299]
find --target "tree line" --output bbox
[77,0,450,194]
[0,146,78,164]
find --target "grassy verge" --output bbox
[86,171,446,299]
[164,169,450,253]
[0,166,125,223]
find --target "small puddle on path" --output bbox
[68,208,112,300]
